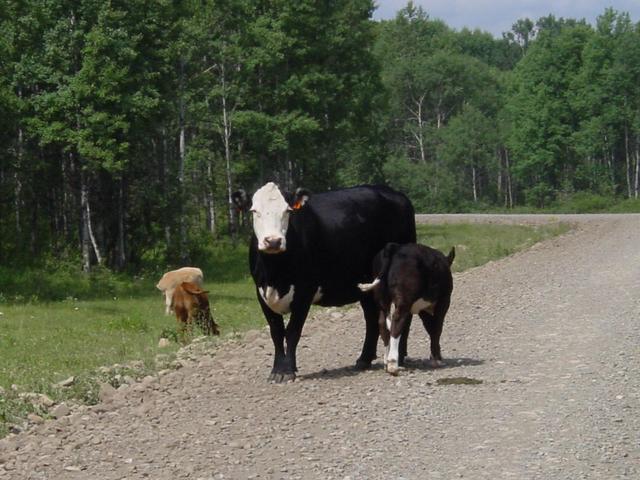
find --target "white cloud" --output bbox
[373,0,640,36]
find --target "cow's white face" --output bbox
[251,182,292,253]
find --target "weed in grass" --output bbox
[106,315,150,333]
[159,326,179,343]
[0,390,37,436]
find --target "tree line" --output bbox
[1,1,638,272]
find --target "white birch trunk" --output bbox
[15,117,23,235]
[178,58,187,258]
[472,165,478,203]
[505,148,513,208]
[80,170,102,271]
[634,141,639,199]
[206,161,216,235]
[219,63,237,239]
[624,125,631,198]
[116,176,126,269]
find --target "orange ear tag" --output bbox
[292,201,303,210]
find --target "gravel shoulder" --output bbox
[1,214,639,479]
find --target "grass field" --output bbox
[0,222,568,435]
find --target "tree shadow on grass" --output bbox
[299,356,484,381]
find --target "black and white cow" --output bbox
[236,182,416,382]
[359,243,455,375]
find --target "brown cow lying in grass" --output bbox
[157,267,204,315]
[171,282,220,337]
[359,243,455,375]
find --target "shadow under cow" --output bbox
[299,356,484,381]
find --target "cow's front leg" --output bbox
[257,290,288,382]
[356,295,380,370]
[387,305,411,376]
[281,300,312,382]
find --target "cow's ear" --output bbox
[231,189,250,212]
[291,188,311,211]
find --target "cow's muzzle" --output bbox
[260,236,285,254]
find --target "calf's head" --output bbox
[243,182,309,254]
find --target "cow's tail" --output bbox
[447,246,456,266]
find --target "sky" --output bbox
[373,1,640,37]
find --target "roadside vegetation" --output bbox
[0,222,568,436]
[2,2,640,278]
[456,193,640,214]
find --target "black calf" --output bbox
[359,243,455,375]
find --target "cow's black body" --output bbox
[248,185,416,382]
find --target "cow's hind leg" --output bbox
[355,296,380,370]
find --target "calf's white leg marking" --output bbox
[388,303,396,331]
[387,335,401,375]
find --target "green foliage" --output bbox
[0,264,149,303]
[548,192,624,213]
[608,198,640,213]
[0,1,639,274]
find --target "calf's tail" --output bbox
[358,242,400,293]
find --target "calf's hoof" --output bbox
[268,372,296,384]
[386,361,399,376]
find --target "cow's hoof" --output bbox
[354,358,373,371]
[268,372,296,384]
[430,358,445,368]
[386,361,399,376]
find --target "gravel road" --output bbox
[1,214,639,479]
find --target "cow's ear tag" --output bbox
[291,188,310,210]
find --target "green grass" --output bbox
[461,194,640,214]
[416,223,568,272]
[0,222,568,436]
